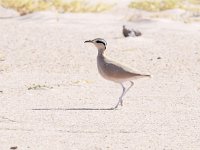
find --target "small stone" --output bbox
[10,146,17,150]
[157,57,161,59]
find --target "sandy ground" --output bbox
[0,3,200,150]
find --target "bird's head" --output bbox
[84,38,107,52]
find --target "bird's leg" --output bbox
[114,83,126,109]
[124,81,134,96]
[120,81,134,106]
[114,81,134,109]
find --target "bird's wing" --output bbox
[104,57,141,76]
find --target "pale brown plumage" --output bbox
[97,54,150,83]
[84,38,150,109]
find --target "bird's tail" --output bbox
[133,74,152,79]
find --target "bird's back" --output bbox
[97,55,150,82]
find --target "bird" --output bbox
[84,38,150,109]
[123,25,142,37]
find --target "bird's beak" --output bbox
[84,40,92,43]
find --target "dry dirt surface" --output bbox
[0,8,200,150]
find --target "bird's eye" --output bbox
[96,40,106,46]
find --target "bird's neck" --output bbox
[97,49,105,56]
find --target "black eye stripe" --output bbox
[96,41,106,46]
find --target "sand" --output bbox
[0,3,200,150]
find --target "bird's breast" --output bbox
[97,56,107,77]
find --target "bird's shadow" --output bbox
[31,107,116,111]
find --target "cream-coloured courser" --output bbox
[84,38,151,109]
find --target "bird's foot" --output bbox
[114,103,119,109]
[114,103,123,109]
